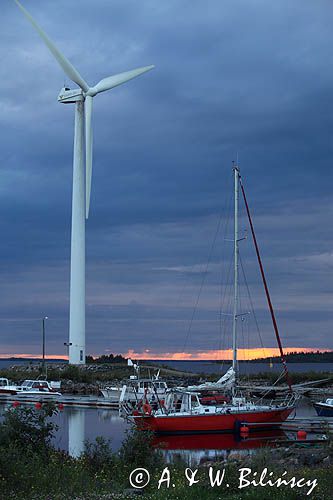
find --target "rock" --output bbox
[323,456,330,465]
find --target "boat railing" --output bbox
[264,392,299,408]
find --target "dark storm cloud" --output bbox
[0,0,332,356]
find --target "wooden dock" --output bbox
[241,416,333,433]
[0,394,120,409]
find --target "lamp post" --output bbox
[42,316,48,375]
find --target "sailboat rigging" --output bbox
[128,166,297,434]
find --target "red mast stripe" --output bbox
[239,178,293,392]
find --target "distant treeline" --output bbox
[85,353,127,364]
[251,350,333,363]
[85,351,333,364]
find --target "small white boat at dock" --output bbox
[101,360,168,404]
[0,379,62,399]
[0,378,19,395]
[101,375,168,403]
[15,380,62,398]
[313,398,333,417]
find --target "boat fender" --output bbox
[297,430,307,440]
[143,403,152,415]
[240,425,250,437]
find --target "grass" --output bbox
[0,404,332,499]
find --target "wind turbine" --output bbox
[14,0,154,364]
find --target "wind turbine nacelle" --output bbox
[58,87,84,104]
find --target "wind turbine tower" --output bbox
[14,0,154,364]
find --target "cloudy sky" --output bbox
[0,0,332,359]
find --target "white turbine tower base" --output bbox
[14,0,154,364]
[69,97,85,364]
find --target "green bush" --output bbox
[0,404,332,499]
[119,427,164,470]
[82,436,114,472]
[0,403,57,453]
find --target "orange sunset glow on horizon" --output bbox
[0,354,68,360]
[0,347,331,361]
[122,347,330,361]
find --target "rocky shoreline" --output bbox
[3,362,333,400]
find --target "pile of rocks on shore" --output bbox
[6,363,200,395]
[199,443,332,470]
[8,363,126,373]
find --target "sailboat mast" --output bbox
[232,164,239,374]
[239,175,293,392]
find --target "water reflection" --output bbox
[153,430,289,466]
[54,407,128,457]
[57,409,294,463]
[68,409,85,458]
[0,400,320,464]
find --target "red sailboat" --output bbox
[130,166,297,434]
[132,390,295,434]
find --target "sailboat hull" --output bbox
[133,407,294,435]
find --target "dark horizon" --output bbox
[1,349,333,364]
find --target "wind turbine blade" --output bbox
[85,95,93,219]
[87,65,154,97]
[14,0,89,92]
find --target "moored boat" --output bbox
[313,399,333,417]
[15,380,62,398]
[101,361,168,404]
[129,166,297,434]
[132,389,296,434]
[101,377,168,402]
[0,378,18,395]
[0,379,62,399]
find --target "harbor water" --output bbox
[0,398,322,465]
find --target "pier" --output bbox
[0,394,119,410]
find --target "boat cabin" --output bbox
[128,378,168,393]
[20,380,52,391]
[164,390,202,413]
[0,378,9,387]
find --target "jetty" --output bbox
[0,394,119,409]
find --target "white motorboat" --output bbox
[101,375,168,403]
[0,378,18,395]
[15,379,62,398]
[101,359,168,403]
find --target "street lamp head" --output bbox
[44,316,48,320]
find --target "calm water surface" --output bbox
[0,359,329,465]
[0,399,321,465]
